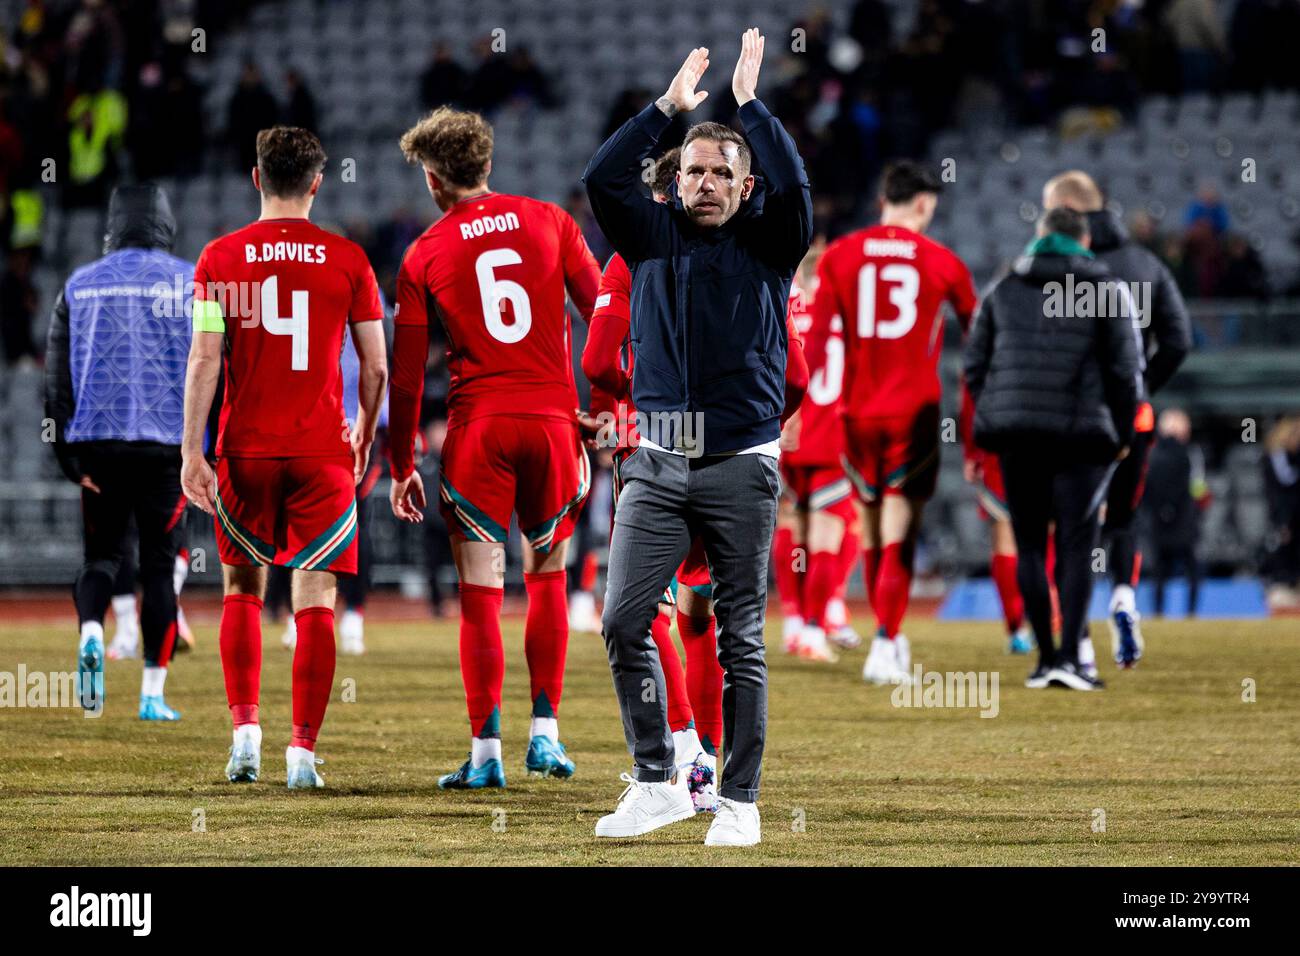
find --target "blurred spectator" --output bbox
[419,42,468,111]
[64,76,127,211]
[0,245,39,366]
[466,38,555,113]
[1262,417,1300,608]
[284,68,318,133]
[1144,409,1206,616]
[1164,0,1228,92]
[1218,233,1269,300]
[1228,0,1300,93]
[226,60,279,171]
[1185,181,1229,235]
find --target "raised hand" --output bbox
[732,28,764,106]
[659,47,710,116]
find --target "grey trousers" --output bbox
[601,446,779,802]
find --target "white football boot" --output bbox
[568,590,601,635]
[782,615,804,654]
[225,724,262,783]
[862,634,911,685]
[796,624,839,662]
[339,608,365,656]
[285,746,325,789]
[280,615,297,651]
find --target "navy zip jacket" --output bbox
[582,99,813,455]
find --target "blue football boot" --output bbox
[138,694,181,721]
[1008,625,1035,655]
[438,755,507,790]
[78,633,104,713]
[524,735,575,779]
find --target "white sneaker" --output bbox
[280,617,297,651]
[862,635,911,685]
[704,797,761,846]
[782,615,804,653]
[225,724,262,783]
[569,591,601,634]
[795,624,838,662]
[594,772,695,838]
[339,609,365,656]
[285,746,325,789]
[106,633,139,661]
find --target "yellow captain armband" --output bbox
[192,299,226,333]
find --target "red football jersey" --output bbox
[810,223,976,421]
[784,276,844,467]
[395,191,600,430]
[193,218,383,458]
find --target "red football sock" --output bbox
[677,613,722,755]
[579,551,599,592]
[1046,534,1061,637]
[291,607,336,751]
[649,608,693,732]
[835,526,860,602]
[874,541,913,639]
[459,582,505,737]
[862,545,882,611]
[773,526,803,618]
[219,593,263,728]
[802,548,840,628]
[523,570,568,718]
[991,552,1024,633]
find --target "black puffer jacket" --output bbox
[1086,209,1190,395]
[963,239,1142,462]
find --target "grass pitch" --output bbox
[0,611,1297,865]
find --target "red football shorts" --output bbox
[841,404,941,503]
[780,462,857,522]
[440,415,590,554]
[673,535,712,600]
[215,455,358,573]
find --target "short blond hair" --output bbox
[1043,170,1103,212]
[399,107,493,189]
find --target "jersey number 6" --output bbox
[476,248,533,344]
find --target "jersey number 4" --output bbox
[260,275,309,371]
[856,263,919,340]
[476,248,532,344]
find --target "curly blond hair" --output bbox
[399,107,493,189]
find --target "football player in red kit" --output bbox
[776,237,863,662]
[387,108,601,789]
[181,127,389,788]
[806,161,976,685]
[959,381,1034,655]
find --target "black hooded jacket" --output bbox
[1085,209,1191,395]
[963,240,1142,462]
[43,184,185,482]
